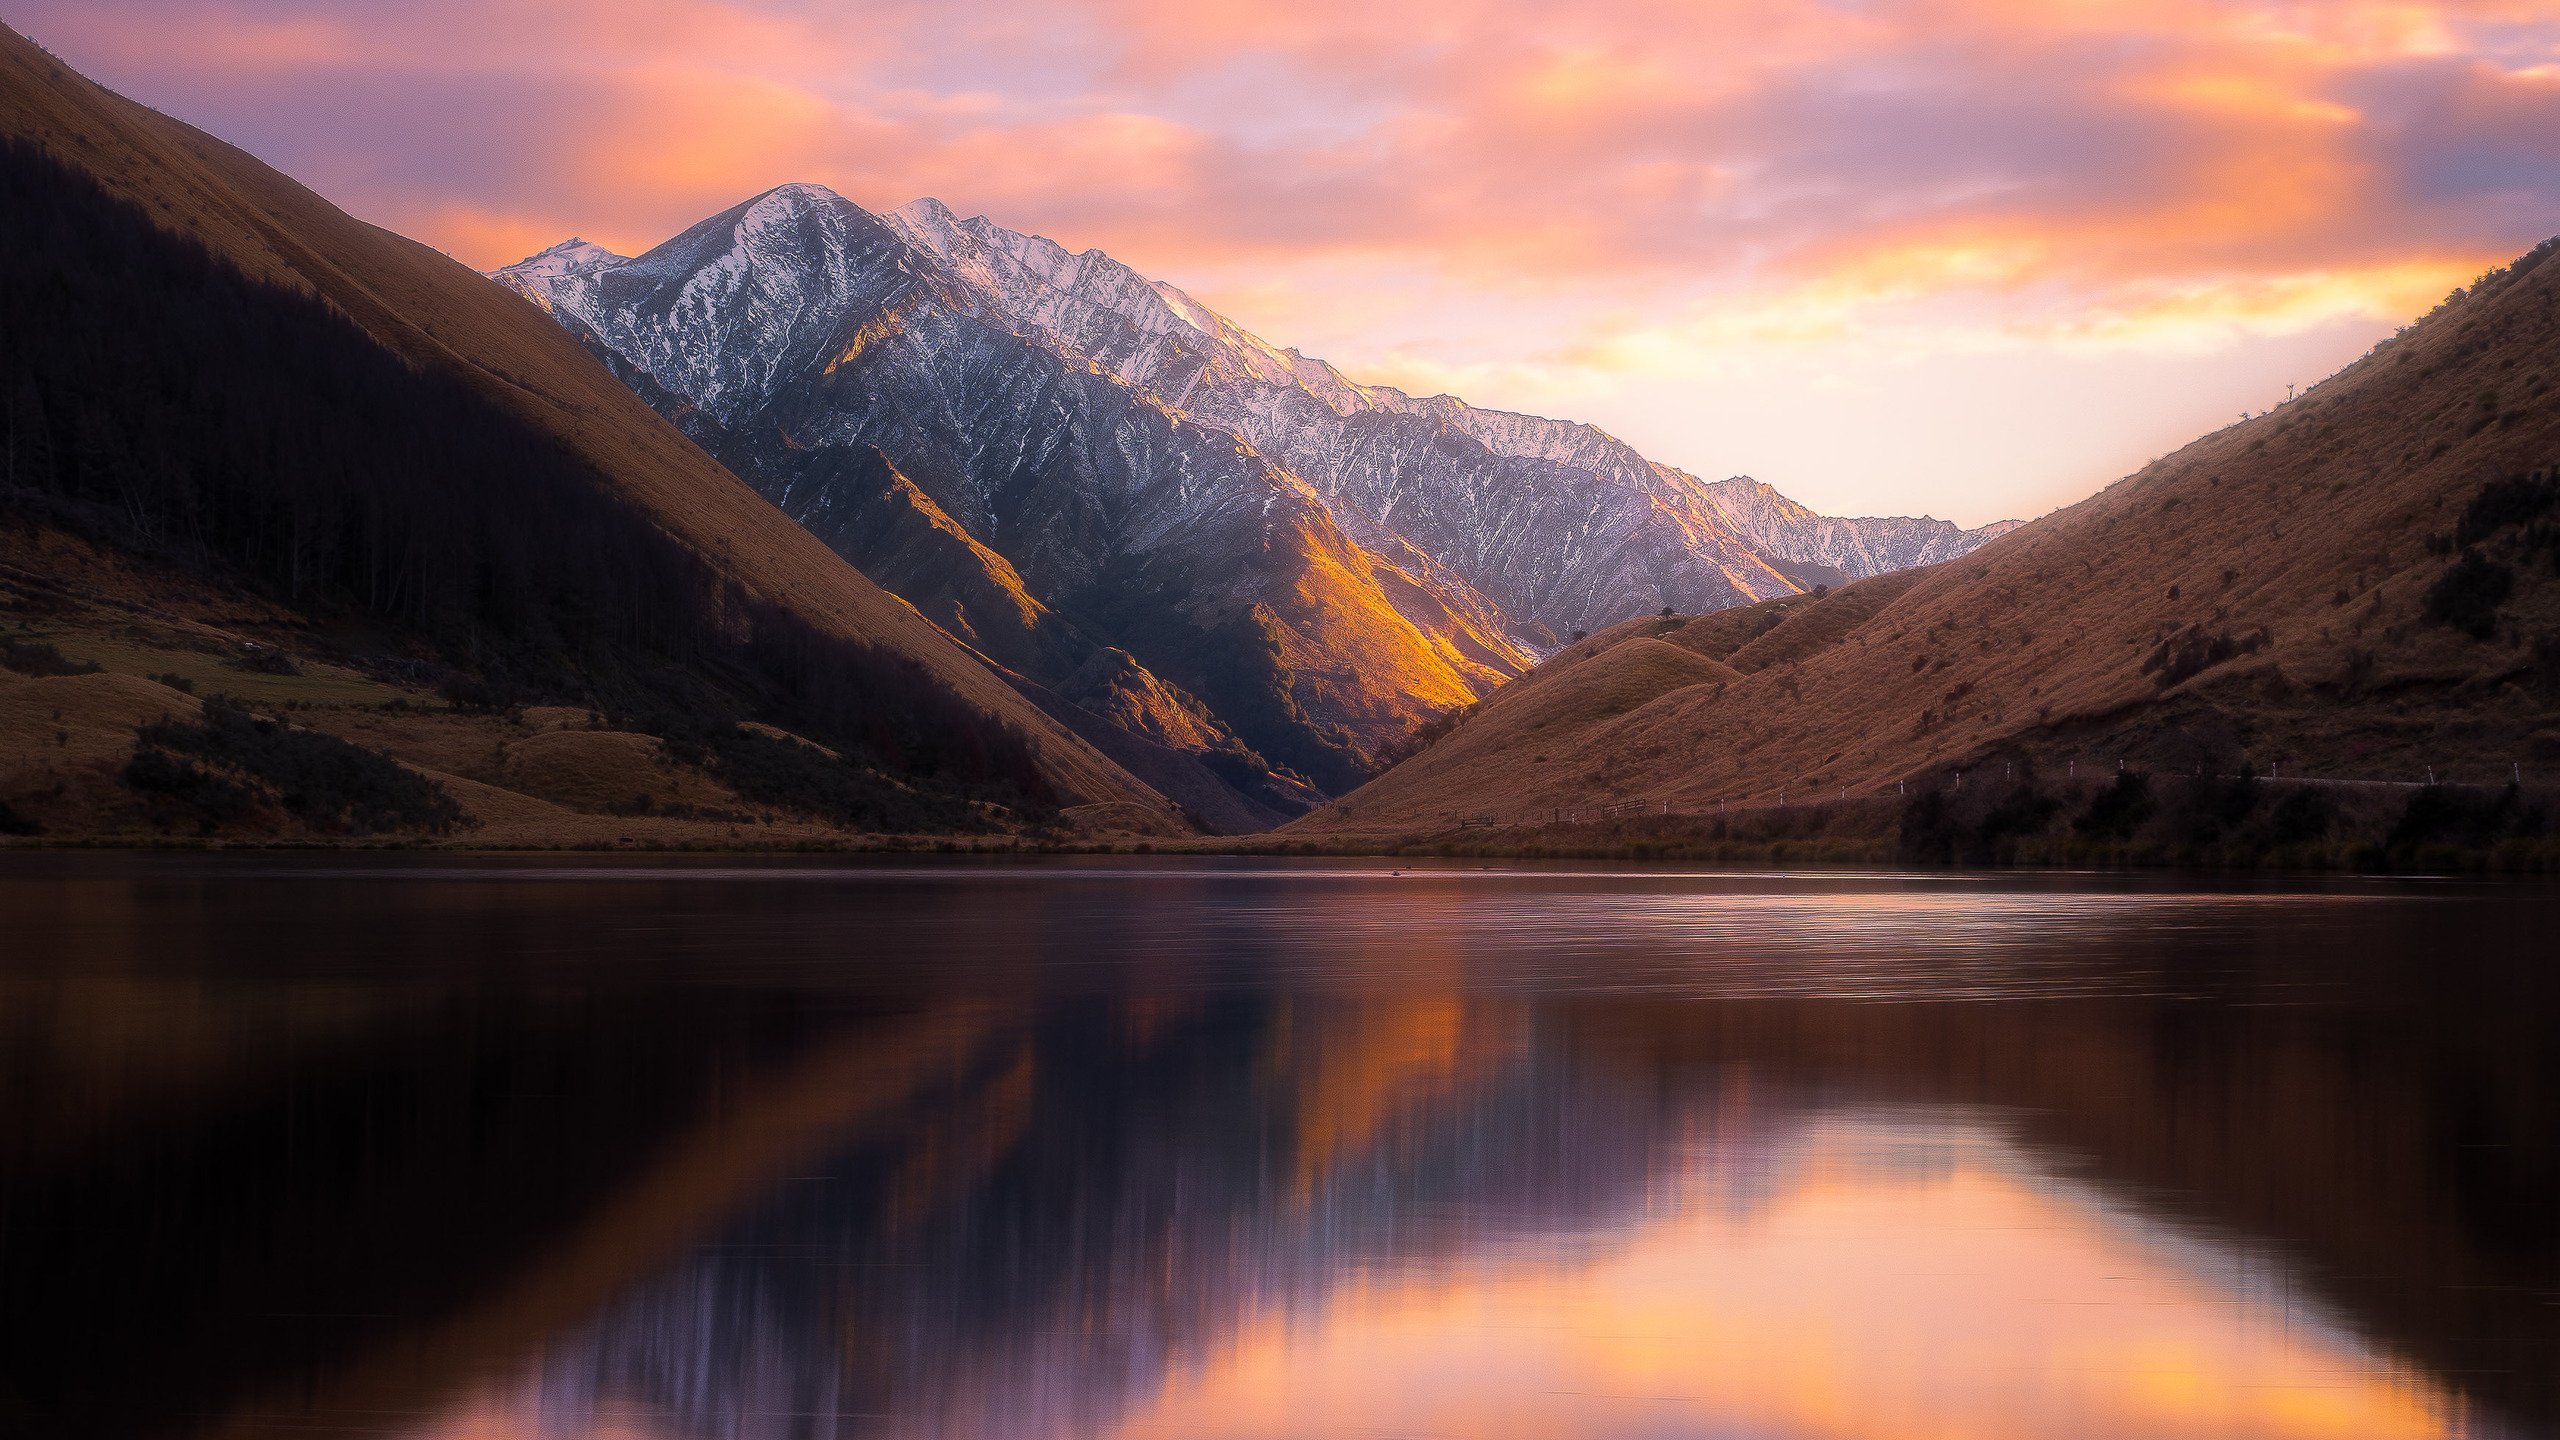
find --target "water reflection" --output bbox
[395,1002,2524,1440]
[1,859,2553,1440]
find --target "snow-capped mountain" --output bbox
[1696,477,2023,585]
[871,199,1813,638]
[494,184,2011,802]
[499,185,1520,813]
[868,196,2012,634]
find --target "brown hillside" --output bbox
[0,534,1143,848]
[1324,638,1736,829]
[1302,240,2560,840]
[0,24,1171,823]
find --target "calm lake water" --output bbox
[2,855,2555,1440]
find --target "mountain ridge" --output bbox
[855,191,2019,631]
[495,183,2014,812]
[1293,234,2560,845]
[500,182,1531,801]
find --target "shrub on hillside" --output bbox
[2141,625,2269,690]
[2388,784,2533,858]
[132,699,459,835]
[2157,768,2262,849]
[1375,704,1468,770]
[2424,550,2514,639]
[437,670,511,713]
[656,722,1005,835]
[2266,787,2337,846]
[1976,784,2060,856]
[120,747,257,833]
[1895,789,1961,865]
[2455,470,2558,547]
[2074,772,2153,842]
[1896,776,2060,865]
[229,646,300,676]
[1,637,100,677]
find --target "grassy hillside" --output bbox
[0,26,1187,842]
[1300,237,2560,863]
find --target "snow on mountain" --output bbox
[501,236,624,287]
[853,201,2009,637]
[881,197,1381,416]
[492,184,2015,791]
[1694,475,2024,580]
[516,184,937,426]
[496,184,1524,804]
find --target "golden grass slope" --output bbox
[1303,242,2560,839]
[1321,637,1736,829]
[0,24,1173,823]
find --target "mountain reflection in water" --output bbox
[1,858,2552,1440]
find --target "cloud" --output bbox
[13,0,2560,520]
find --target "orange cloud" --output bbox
[14,0,2560,523]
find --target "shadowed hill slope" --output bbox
[0,24,1177,831]
[1301,240,2560,840]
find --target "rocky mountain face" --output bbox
[871,200,2012,637]
[502,187,1517,813]
[1697,476,2023,588]
[497,186,2010,810]
[876,200,2016,624]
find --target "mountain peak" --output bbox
[735,182,866,236]
[894,195,960,226]
[505,236,624,279]
[755,180,849,208]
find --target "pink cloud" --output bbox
[12,0,2560,522]
[24,0,2558,284]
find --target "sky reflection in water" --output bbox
[2,859,2549,1440]
[406,1018,2487,1440]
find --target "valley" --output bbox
[493,186,2006,818]
[1,20,2554,866]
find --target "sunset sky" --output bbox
[18,1,2560,525]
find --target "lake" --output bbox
[2,855,2554,1440]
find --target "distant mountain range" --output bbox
[495,186,2012,813]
